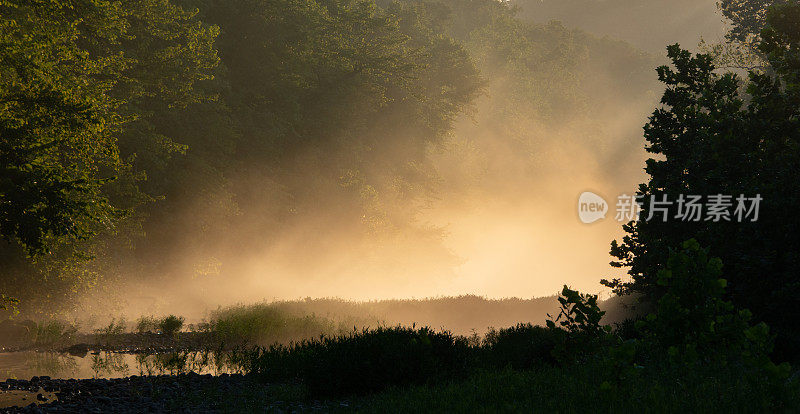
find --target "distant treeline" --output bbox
[204,294,640,341]
[212,295,562,336]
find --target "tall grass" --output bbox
[207,304,342,346]
[32,320,78,347]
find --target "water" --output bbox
[0,389,53,408]
[0,350,244,381]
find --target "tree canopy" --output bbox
[605,2,800,360]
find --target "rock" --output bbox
[95,396,112,404]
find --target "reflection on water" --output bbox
[0,350,245,381]
[0,388,57,408]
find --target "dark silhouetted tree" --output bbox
[605,3,800,359]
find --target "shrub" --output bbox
[136,316,159,334]
[546,286,613,363]
[482,324,558,369]
[598,240,794,393]
[637,239,780,366]
[250,326,471,397]
[95,318,126,335]
[136,315,184,336]
[159,315,185,337]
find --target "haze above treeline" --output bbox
[1,0,729,319]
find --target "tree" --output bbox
[605,4,800,360]
[0,1,124,254]
[0,0,218,313]
[718,0,788,43]
[705,0,790,70]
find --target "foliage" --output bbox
[547,286,607,336]
[250,326,471,397]
[354,363,800,413]
[0,0,122,254]
[159,315,185,336]
[135,316,159,334]
[32,320,79,347]
[208,304,338,346]
[96,318,127,336]
[593,240,792,399]
[634,240,777,365]
[1,0,661,317]
[0,294,18,312]
[605,13,800,358]
[719,0,787,43]
[701,0,786,70]
[134,314,184,335]
[0,0,218,312]
[481,324,558,369]
[545,285,613,363]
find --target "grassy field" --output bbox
[352,364,799,413]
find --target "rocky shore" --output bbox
[0,374,349,413]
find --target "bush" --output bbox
[546,285,613,363]
[95,318,126,335]
[250,326,471,397]
[482,324,558,369]
[636,239,782,368]
[136,316,159,334]
[136,315,184,336]
[159,315,185,337]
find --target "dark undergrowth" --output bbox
[237,241,800,412]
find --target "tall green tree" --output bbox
[0,0,123,254]
[0,0,218,314]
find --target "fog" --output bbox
[3,0,730,322]
[514,0,729,54]
[99,22,677,318]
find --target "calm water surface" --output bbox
[0,350,243,381]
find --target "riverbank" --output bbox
[1,373,348,413]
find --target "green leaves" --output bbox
[608,5,800,357]
[0,293,19,312]
[1,0,219,310]
[546,285,614,364]
[1,1,121,254]
[635,239,779,369]
[549,285,607,335]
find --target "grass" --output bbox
[32,320,78,347]
[6,312,798,412]
[207,304,343,346]
[480,323,559,369]
[353,363,800,413]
